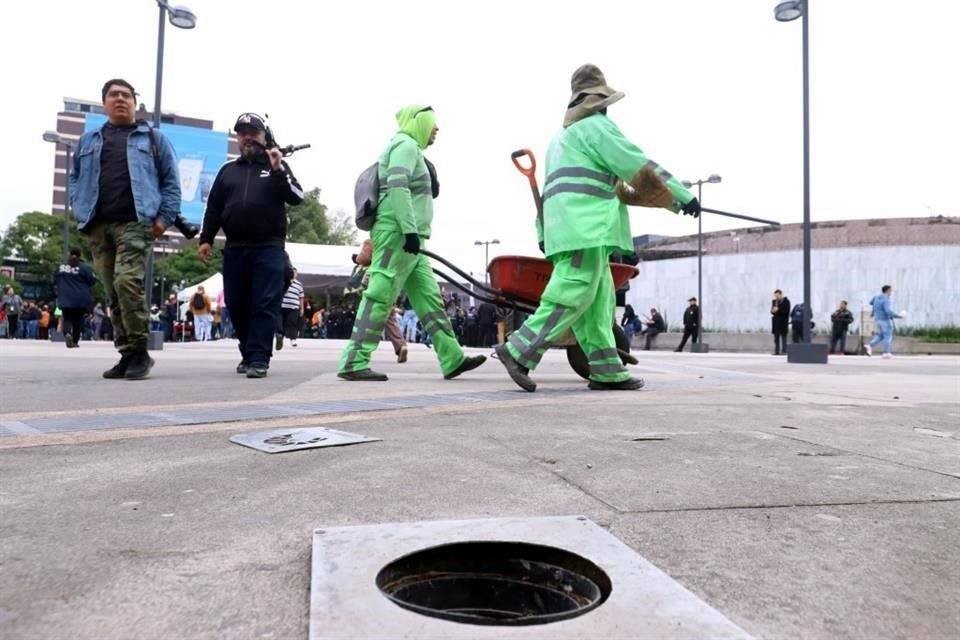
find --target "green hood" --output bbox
[396,105,435,150]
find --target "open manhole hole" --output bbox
[374,541,612,626]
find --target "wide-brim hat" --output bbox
[564,64,625,127]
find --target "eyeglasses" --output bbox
[107,90,134,100]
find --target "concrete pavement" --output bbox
[1,339,958,639]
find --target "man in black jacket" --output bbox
[198,113,303,378]
[771,289,791,355]
[674,297,700,352]
[644,308,666,351]
[54,247,97,348]
[477,302,498,348]
[829,300,854,354]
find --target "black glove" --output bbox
[681,197,701,218]
[403,233,421,255]
[538,241,545,254]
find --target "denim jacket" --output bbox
[69,121,181,231]
[870,294,901,322]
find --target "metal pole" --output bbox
[63,144,72,259]
[484,243,490,285]
[801,0,812,343]
[696,182,702,342]
[144,3,165,317]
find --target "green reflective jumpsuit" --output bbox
[338,106,466,376]
[506,113,694,382]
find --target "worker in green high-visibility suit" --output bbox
[338,105,486,381]
[496,64,701,392]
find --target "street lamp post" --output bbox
[42,131,74,260]
[474,239,500,285]
[775,0,828,363]
[144,0,196,351]
[681,174,721,352]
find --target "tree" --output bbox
[287,189,357,245]
[0,211,86,283]
[155,247,222,292]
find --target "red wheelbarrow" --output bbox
[420,251,638,380]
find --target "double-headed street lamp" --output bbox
[474,239,500,285]
[42,131,74,260]
[774,0,827,363]
[682,174,721,351]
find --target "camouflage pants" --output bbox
[87,221,151,353]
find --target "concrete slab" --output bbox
[310,516,752,639]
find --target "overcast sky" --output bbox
[2,0,957,277]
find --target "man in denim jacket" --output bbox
[70,78,181,380]
[865,284,904,358]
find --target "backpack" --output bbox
[353,142,439,232]
[192,292,205,309]
[791,305,804,323]
[354,163,380,231]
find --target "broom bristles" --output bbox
[616,165,674,208]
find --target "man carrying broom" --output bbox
[496,64,700,392]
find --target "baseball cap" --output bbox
[234,112,266,132]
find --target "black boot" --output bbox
[103,352,135,379]
[124,350,155,380]
[338,369,388,381]
[494,345,536,392]
[588,377,645,391]
[444,355,487,380]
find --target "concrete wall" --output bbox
[625,244,960,332]
[631,331,960,355]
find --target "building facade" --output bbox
[627,216,960,332]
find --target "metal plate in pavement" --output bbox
[230,426,381,454]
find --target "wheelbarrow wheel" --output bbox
[567,324,633,380]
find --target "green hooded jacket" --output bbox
[374,105,436,238]
[539,113,694,256]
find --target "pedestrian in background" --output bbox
[829,300,854,355]
[54,246,97,349]
[866,285,903,358]
[770,289,791,355]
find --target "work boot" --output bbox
[588,377,645,391]
[102,352,135,379]
[246,366,268,379]
[275,334,284,351]
[494,345,536,392]
[397,345,408,363]
[124,351,155,380]
[337,369,388,381]
[444,355,487,380]
[65,334,75,349]
[619,350,639,365]
[236,361,248,374]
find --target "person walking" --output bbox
[865,285,903,358]
[675,297,700,352]
[54,247,97,348]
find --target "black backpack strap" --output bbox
[137,119,162,173]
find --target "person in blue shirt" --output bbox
[54,247,97,348]
[865,285,903,358]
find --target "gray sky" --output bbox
[2,0,957,277]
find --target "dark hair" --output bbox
[882,285,892,293]
[841,300,848,305]
[774,289,782,294]
[69,246,82,257]
[101,78,137,102]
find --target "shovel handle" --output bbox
[511,149,537,182]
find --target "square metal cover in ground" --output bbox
[310,515,752,640]
[230,426,381,454]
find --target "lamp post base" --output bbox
[148,330,165,351]
[787,342,828,364]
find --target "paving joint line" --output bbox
[618,497,960,515]
[773,431,960,482]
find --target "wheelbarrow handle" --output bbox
[511,148,537,181]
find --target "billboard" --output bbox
[84,113,229,224]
